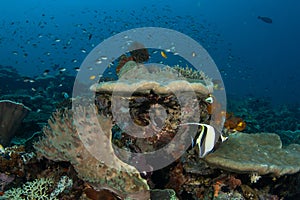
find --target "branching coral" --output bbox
[2,176,72,200]
[2,177,54,200]
[34,106,149,199]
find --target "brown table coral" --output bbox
[204,132,300,176]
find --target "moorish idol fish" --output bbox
[180,123,228,158]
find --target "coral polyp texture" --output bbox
[33,106,150,199]
[204,132,300,176]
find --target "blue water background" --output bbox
[0,0,299,105]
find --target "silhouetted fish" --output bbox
[258,16,272,24]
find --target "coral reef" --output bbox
[204,132,300,176]
[227,96,300,145]
[0,100,31,146]
[0,65,78,147]
[34,106,150,199]
[0,145,28,179]
[92,62,217,165]
[160,131,300,199]
[1,64,300,199]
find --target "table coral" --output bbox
[0,100,31,146]
[204,132,300,176]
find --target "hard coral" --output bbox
[0,100,31,146]
[205,132,300,176]
[2,177,54,200]
[34,106,149,199]
[0,145,27,178]
[92,63,215,165]
[3,175,73,200]
[212,174,242,197]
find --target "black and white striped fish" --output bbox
[180,123,228,158]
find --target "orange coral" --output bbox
[213,180,223,197]
[224,112,246,132]
[212,174,242,197]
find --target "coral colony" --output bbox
[0,57,300,199]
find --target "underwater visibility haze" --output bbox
[0,0,299,199]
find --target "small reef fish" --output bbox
[59,67,66,72]
[89,75,96,80]
[258,16,272,24]
[161,51,167,59]
[62,92,69,99]
[43,69,50,76]
[180,123,228,158]
[23,77,35,83]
